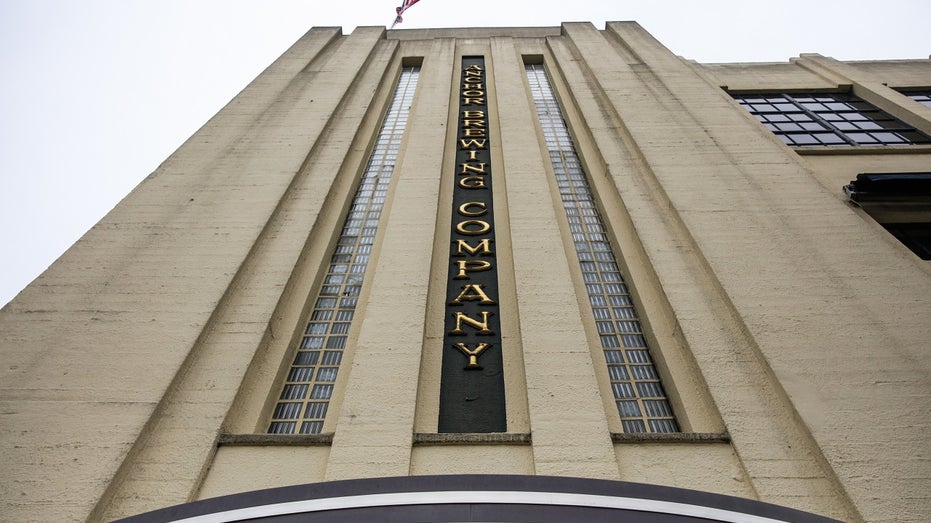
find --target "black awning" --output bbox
[844,172,931,204]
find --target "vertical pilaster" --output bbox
[793,53,931,135]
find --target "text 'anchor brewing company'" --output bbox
[438,57,506,433]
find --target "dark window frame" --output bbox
[732,92,931,147]
[895,88,931,109]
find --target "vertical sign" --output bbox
[438,57,506,433]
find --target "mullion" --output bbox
[783,94,857,145]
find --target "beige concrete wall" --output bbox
[197,446,330,500]
[411,445,534,475]
[565,21,930,522]
[847,60,931,88]
[702,61,836,91]
[0,25,347,523]
[545,23,854,519]
[614,443,754,499]
[2,21,929,523]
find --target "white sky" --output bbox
[1,0,929,306]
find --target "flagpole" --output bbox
[390,0,419,30]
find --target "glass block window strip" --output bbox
[525,63,678,433]
[900,91,931,109]
[268,66,420,435]
[733,92,931,147]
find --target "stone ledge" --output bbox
[611,432,731,444]
[218,433,334,446]
[412,433,532,446]
[795,144,931,155]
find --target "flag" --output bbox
[390,0,421,29]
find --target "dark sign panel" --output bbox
[438,56,507,433]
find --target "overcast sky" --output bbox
[1,0,929,306]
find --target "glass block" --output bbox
[269,422,297,434]
[293,351,319,366]
[626,349,652,363]
[311,384,334,399]
[636,381,665,398]
[613,382,637,398]
[306,323,328,335]
[300,337,324,349]
[608,365,629,380]
[321,351,343,365]
[326,336,346,349]
[644,399,673,417]
[280,384,309,400]
[273,402,302,420]
[287,367,314,382]
[630,365,658,379]
[304,402,328,419]
[617,400,642,417]
[316,367,338,382]
[648,419,679,433]
[604,350,624,364]
[600,335,621,348]
[300,421,324,434]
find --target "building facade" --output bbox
[2,22,930,522]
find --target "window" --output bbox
[267,66,421,434]
[733,93,931,147]
[844,172,931,260]
[898,90,931,109]
[526,63,678,433]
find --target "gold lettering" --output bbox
[458,201,487,217]
[462,119,485,128]
[462,110,485,119]
[450,311,494,335]
[464,65,483,71]
[463,98,485,105]
[458,176,487,189]
[462,90,485,97]
[459,163,487,175]
[454,260,492,279]
[450,284,496,305]
[456,219,491,235]
[459,139,487,149]
[462,128,486,137]
[463,83,484,90]
[453,342,491,369]
[455,239,493,256]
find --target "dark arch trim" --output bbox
[116,475,843,523]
